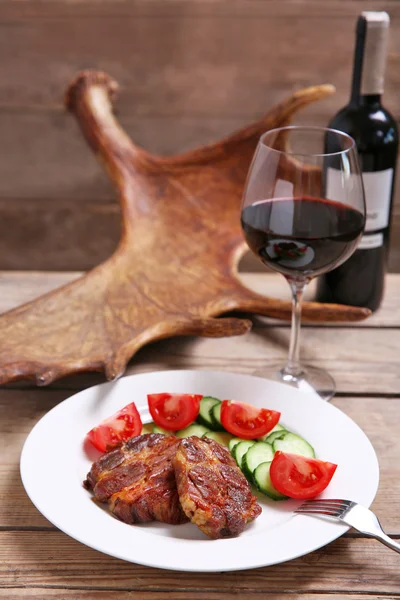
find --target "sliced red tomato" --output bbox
[147,393,202,431]
[86,402,142,452]
[220,400,280,439]
[270,451,337,499]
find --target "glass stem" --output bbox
[283,278,308,378]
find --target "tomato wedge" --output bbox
[270,451,337,499]
[86,402,142,452]
[147,393,202,431]
[220,400,280,439]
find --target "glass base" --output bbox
[253,364,335,402]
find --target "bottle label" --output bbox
[357,232,383,250]
[326,167,393,232]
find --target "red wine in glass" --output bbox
[241,196,365,279]
[240,125,366,401]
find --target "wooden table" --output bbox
[1,271,399,599]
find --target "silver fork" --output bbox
[295,499,400,554]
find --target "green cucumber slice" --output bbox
[242,442,274,481]
[197,396,220,429]
[233,440,256,468]
[264,429,288,445]
[152,424,173,435]
[228,437,244,454]
[260,423,286,442]
[209,402,225,431]
[273,432,315,458]
[203,431,233,446]
[176,423,210,438]
[253,461,288,500]
[260,423,285,440]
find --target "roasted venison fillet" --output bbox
[84,433,188,525]
[172,436,262,539]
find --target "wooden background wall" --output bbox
[1,0,399,271]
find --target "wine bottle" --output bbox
[317,11,398,311]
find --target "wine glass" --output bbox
[240,126,366,401]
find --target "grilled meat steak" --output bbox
[84,433,188,525]
[172,436,262,539]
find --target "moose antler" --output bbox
[0,72,370,386]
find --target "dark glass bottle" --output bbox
[317,11,398,311]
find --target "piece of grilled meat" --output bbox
[172,436,262,539]
[84,433,188,525]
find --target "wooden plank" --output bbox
[0,8,397,144]
[239,273,400,328]
[0,199,120,271]
[334,397,400,534]
[1,271,400,328]
[94,326,400,395]
[4,110,400,200]
[0,272,81,311]
[0,16,359,115]
[1,196,400,271]
[0,319,398,392]
[0,0,398,118]
[1,391,399,531]
[0,114,256,200]
[0,594,396,600]
[12,114,398,212]
[0,389,70,528]
[0,533,399,594]
[0,1,398,188]
[2,0,400,19]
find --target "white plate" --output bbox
[20,370,379,572]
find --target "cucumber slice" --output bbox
[233,440,256,468]
[273,432,315,458]
[273,423,285,432]
[260,423,286,442]
[242,442,274,481]
[209,402,225,432]
[203,431,233,446]
[260,423,285,438]
[228,437,244,454]
[264,429,288,445]
[152,425,174,436]
[253,461,288,501]
[141,422,155,434]
[176,423,210,438]
[197,396,220,429]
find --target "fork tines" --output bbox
[295,498,353,516]
[297,499,352,507]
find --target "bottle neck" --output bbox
[350,93,382,107]
[349,13,389,108]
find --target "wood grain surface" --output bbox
[1,533,399,594]
[1,270,399,598]
[0,271,400,327]
[1,596,396,600]
[0,0,399,271]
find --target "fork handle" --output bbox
[373,531,400,554]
